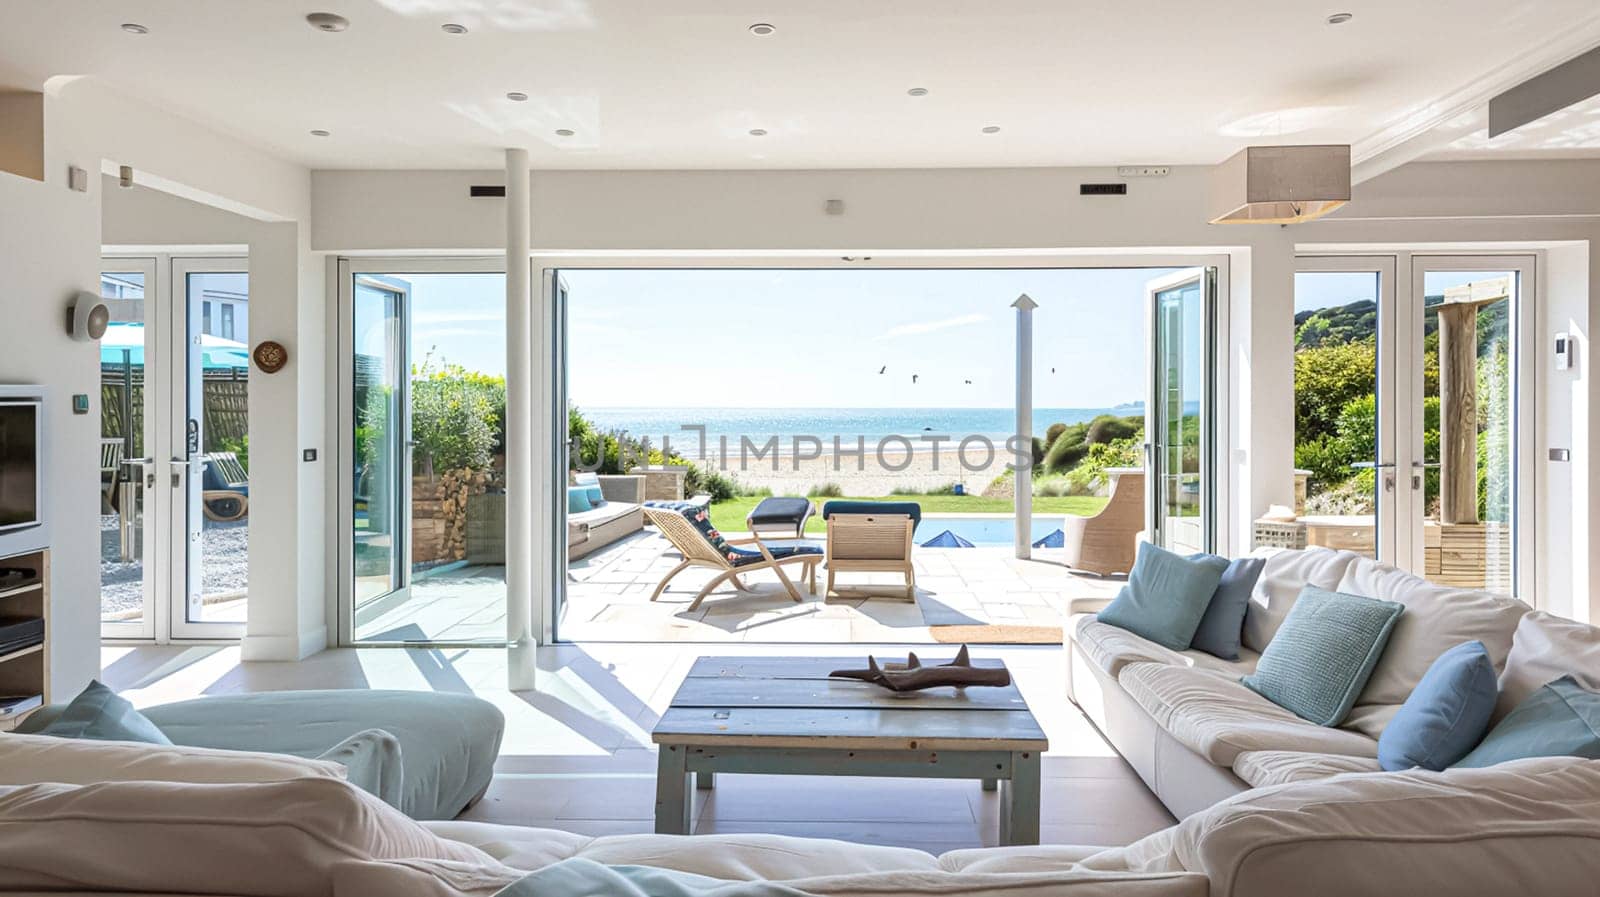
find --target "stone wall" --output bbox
[412,468,493,564]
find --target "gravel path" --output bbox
[100,514,250,615]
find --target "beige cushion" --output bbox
[1231,751,1382,788]
[0,777,497,897]
[423,820,594,873]
[1336,556,1527,725]
[1242,547,1361,653]
[1117,663,1377,766]
[1495,610,1600,723]
[1072,615,1259,679]
[1086,757,1600,897]
[0,730,346,787]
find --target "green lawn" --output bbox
[708,494,1110,534]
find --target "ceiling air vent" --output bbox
[470,185,507,198]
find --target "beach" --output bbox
[692,442,1022,497]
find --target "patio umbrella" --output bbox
[100,322,251,369]
[1032,529,1065,549]
[921,529,975,548]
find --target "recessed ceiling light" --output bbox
[120,23,149,34]
[749,23,775,35]
[441,22,468,34]
[555,128,575,137]
[309,129,331,137]
[907,87,929,97]
[506,91,529,102]
[1326,12,1353,24]
[305,12,350,32]
[748,128,768,137]
[982,125,1001,134]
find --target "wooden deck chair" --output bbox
[642,504,821,611]
[201,451,250,522]
[99,438,125,511]
[823,511,918,602]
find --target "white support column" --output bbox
[1013,293,1037,560]
[505,148,536,689]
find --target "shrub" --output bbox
[686,464,741,502]
[409,357,501,476]
[1044,422,1068,449]
[891,482,961,496]
[1064,436,1142,493]
[807,482,844,498]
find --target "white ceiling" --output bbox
[1,0,1598,171]
[1428,93,1600,160]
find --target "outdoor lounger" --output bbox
[642,501,822,611]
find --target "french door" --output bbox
[1147,267,1217,555]
[1292,254,1533,599]
[99,256,250,640]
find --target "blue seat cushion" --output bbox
[747,497,814,526]
[727,541,824,567]
[33,680,172,745]
[1096,542,1229,652]
[821,500,922,533]
[1455,675,1600,768]
[1378,640,1498,771]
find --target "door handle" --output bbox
[168,457,196,487]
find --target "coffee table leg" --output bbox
[1000,750,1041,846]
[697,771,716,790]
[655,745,692,834]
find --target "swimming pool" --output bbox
[918,516,1065,547]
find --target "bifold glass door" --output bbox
[100,257,250,641]
[339,261,509,645]
[1147,268,1215,554]
[1292,255,1532,600]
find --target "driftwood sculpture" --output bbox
[829,645,1011,692]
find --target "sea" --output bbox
[580,405,1147,457]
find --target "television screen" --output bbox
[0,401,40,531]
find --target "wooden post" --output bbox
[1435,278,1510,526]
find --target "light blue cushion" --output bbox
[1242,586,1404,727]
[34,680,172,745]
[1096,542,1229,652]
[1378,640,1498,770]
[1188,555,1265,661]
[1455,676,1600,768]
[568,486,594,513]
[583,485,604,505]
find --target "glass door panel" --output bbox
[172,260,249,638]
[99,262,158,638]
[351,276,410,619]
[1147,268,1213,554]
[1411,259,1530,598]
[1290,262,1393,561]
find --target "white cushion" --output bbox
[1230,751,1382,789]
[1072,615,1259,678]
[1336,556,1527,716]
[0,777,498,897]
[0,730,346,787]
[1495,610,1600,723]
[1242,547,1361,654]
[1117,663,1377,766]
[1087,758,1600,897]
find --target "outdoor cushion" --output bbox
[33,680,171,745]
[1456,675,1600,768]
[582,484,604,505]
[1336,556,1526,719]
[645,500,737,560]
[24,689,505,820]
[1230,750,1382,788]
[1377,640,1498,771]
[821,500,922,532]
[726,541,824,567]
[567,486,593,513]
[1188,555,1264,661]
[1242,547,1362,654]
[746,496,814,526]
[1494,610,1600,724]
[1242,586,1403,727]
[1117,663,1378,766]
[1097,543,1229,652]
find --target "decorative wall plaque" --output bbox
[252,340,288,373]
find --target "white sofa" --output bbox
[567,474,646,560]
[1065,546,1600,819]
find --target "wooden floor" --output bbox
[98,641,1174,854]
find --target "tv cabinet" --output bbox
[0,547,48,731]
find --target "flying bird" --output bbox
[964,379,972,385]
[911,374,919,384]
[878,366,886,374]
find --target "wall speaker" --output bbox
[68,291,110,342]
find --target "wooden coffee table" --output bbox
[652,655,1047,845]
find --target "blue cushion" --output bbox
[646,501,737,560]
[821,500,922,533]
[1242,586,1404,727]
[1455,676,1600,768]
[35,680,172,745]
[568,486,593,513]
[727,541,824,567]
[583,485,604,505]
[1096,542,1229,652]
[1188,555,1265,661]
[1378,640,1498,771]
